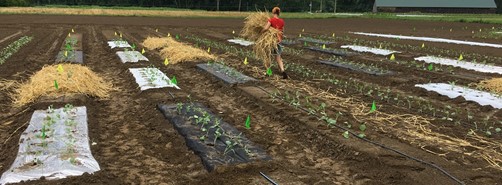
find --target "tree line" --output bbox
[0,0,501,13]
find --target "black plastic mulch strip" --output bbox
[298,37,334,45]
[157,103,271,172]
[319,60,394,76]
[281,40,297,45]
[55,51,84,64]
[307,47,357,56]
[197,63,256,84]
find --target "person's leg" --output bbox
[276,55,285,72]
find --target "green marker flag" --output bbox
[175,34,179,40]
[427,63,433,71]
[245,115,251,129]
[41,124,46,139]
[171,76,177,85]
[54,80,59,90]
[304,41,307,46]
[370,101,376,112]
[266,68,272,76]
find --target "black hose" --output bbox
[255,86,465,185]
[260,172,279,185]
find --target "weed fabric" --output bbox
[157,103,270,172]
[197,63,256,84]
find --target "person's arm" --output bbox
[262,22,271,33]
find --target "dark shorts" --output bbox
[272,43,283,56]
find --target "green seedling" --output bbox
[428,63,433,71]
[342,131,349,139]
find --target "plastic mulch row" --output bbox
[307,47,357,57]
[319,60,394,76]
[298,37,334,45]
[157,103,270,172]
[55,51,84,64]
[197,63,256,84]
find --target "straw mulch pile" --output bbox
[10,64,114,106]
[142,37,170,50]
[157,37,217,64]
[478,78,502,94]
[241,12,280,68]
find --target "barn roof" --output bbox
[375,0,497,8]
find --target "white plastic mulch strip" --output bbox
[129,68,180,91]
[335,13,363,16]
[351,32,502,48]
[396,14,445,17]
[415,56,502,75]
[107,41,131,49]
[416,83,502,109]
[116,51,149,63]
[0,106,100,185]
[341,45,400,56]
[227,39,254,46]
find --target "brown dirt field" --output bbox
[0,15,501,185]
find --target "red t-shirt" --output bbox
[269,17,284,42]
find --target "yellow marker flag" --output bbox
[207,47,211,53]
[322,44,326,49]
[479,29,482,32]
[71,29,75,33]
[302,28,304,32]
[332,33,335,37]
[156,28,158,32]
[232,30,235,34]
[141,48,145,54]
[390,54,395,61]
[243,57,248,65]
[299,33,302,38]
[472,31,475,34]
[114,32,117,36]
[57,64,64,74]
[64,51,68,57]
[164,58,169,66]
[450,29,452,32]
[421,43,425,48]
[458,54,463,61]
[68,33,71,37]
[120,33,122,38]
[168,33,171,37]
[493,27,495,30]
[379,43,382,49]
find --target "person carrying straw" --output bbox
[262,7,287,79]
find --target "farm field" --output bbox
[0,14,501,184]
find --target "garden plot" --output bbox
[341,45,400,56]
[108,40,132,49]
[307,46,356,56]
[197,63,256,84]
[416,83,502,109]
[116,51,148,63]
[157,103,270,172]
[320,60,393,76]
[415,56,502,75]
[57,32,84,63]
[61,33,83,51]
[129,67,179,91]
[227,39,254,46]
[0,105,100,185]
[351,32,502,48]
[0,36,33,64]
[299,37,334,45]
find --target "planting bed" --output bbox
[307,46,357,56]
[416,83,502,109]
[227,39,253,46]
[158,103,270,172]
[1,15,502,185]
[298,37,334,45]
[197,63,255,84]
[116,51,148,63]
[319,60,394,76]
[341,45,400,56]
[129,67,179,90]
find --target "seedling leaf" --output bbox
[245,115,251,129]
[342,131,349,139]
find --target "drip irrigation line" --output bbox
[259,172,279,185]
[255,86,465,185]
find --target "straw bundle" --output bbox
[11,64,114,106]
[158,37,217,64]
[478,78,502,94]
[241,12,280,68]
[142,37,170,50]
